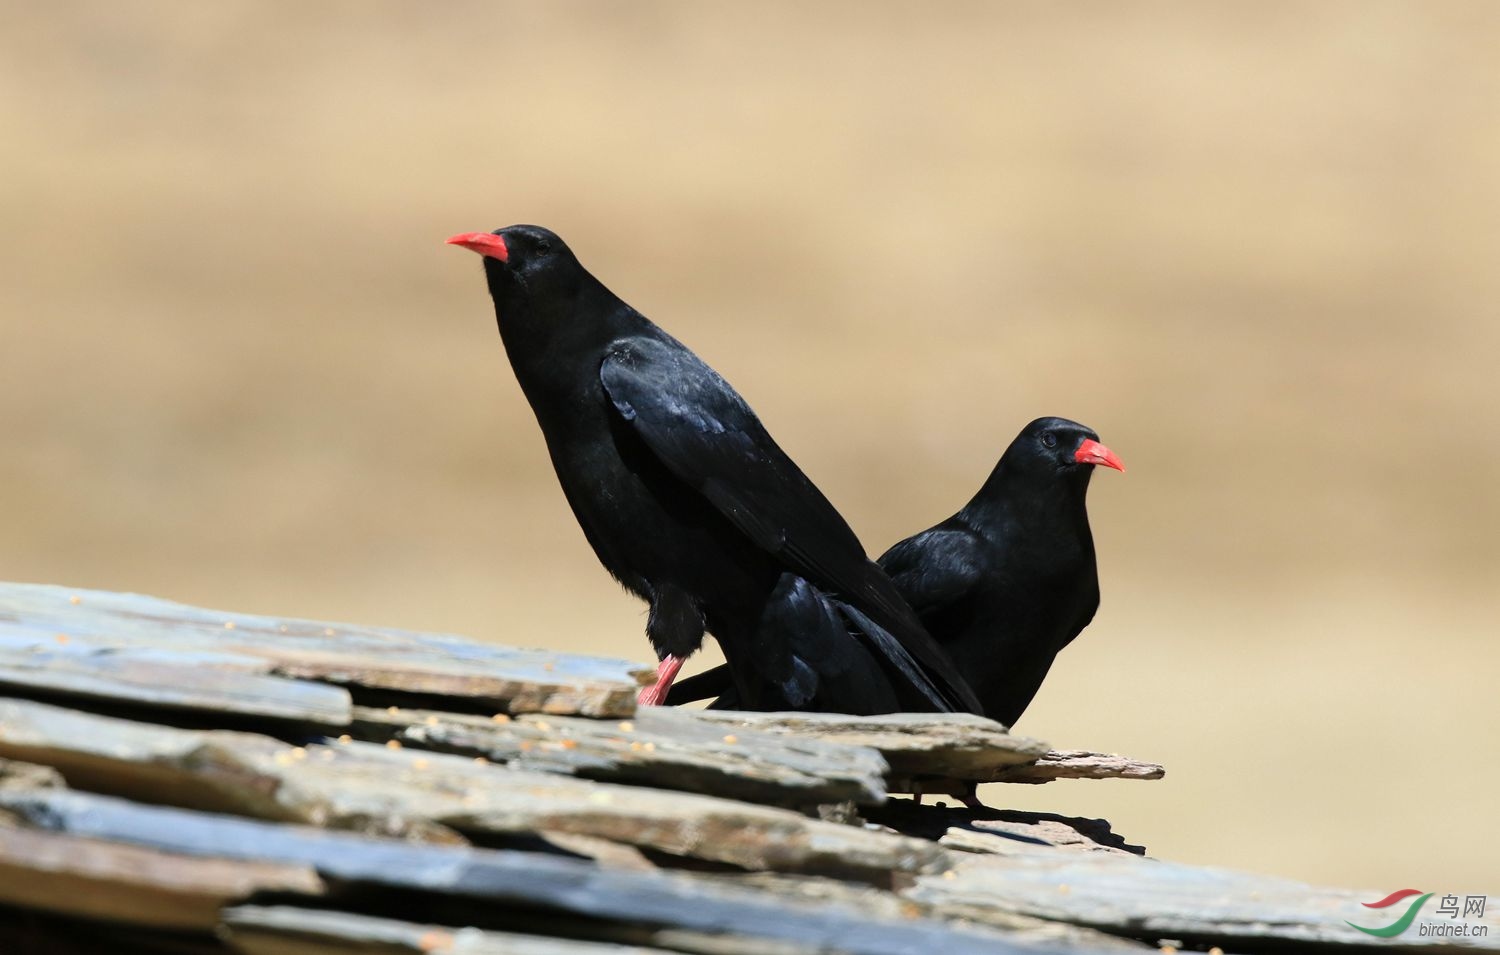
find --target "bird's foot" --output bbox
[959,790,987,812]
[637,654,685,707]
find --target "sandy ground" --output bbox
[2,3,1496,890]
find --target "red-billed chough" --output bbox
[670,417,1122,728]
[447,225,982,716]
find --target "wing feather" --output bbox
[600,337,981,713]
[878,526,987,618]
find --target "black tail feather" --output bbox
[662,665,733,706]
[660,577,963,714]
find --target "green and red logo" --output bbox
[1350,890,1490,939]
[1350,887,1488,941]
[1348,889,1433,937]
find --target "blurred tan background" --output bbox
[3,2,1496,890]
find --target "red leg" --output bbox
[637,654,686,706]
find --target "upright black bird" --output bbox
[670,417,1122,728]
[447,225,981,716]
[876,417,1122,727]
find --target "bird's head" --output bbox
[1016,417,1125,476]
[446,224,584,308]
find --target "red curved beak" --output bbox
[445,232,509,263]
[1074,438,1125,472]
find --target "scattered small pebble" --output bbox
[385,739,402,750]
[473,756,489,766]
[534,720,551,732]
[323,627,335,636]
[491,713,511,724]
[642,741,656,752]
[423,715,439,726]
[223,621,236,630]
[54,634,69,645]
[386,706,400,715]
[69,595,81,605]
[560,739,578,750]
[1057,884,1071,894]
[290,747,308,761]
[336,734,352,745]
[722,734,738,745]
[617,721,635,732]
[412,758,430,771]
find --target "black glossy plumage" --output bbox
[876,417,1118,727]
[453,225,981,715]
[671,417,1119,727]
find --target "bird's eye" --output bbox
[536,239,554,254]
[1041,432,1058,449]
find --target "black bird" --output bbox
[875,417,1122,727]
[670,417,1122,728]
[446,225,981,715]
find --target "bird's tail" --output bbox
[664,574,960,714]
[663,664,733,706]
[829,599,960,713]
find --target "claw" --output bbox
[637,654,685,707]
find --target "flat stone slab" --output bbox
[0,581,650,718]
[0,697,460,840]
[222,906,667,954]
[907,853,1500,952]
[0,576,1437,955]
[717,870,1151,952]
[356,703,890,806]
[991,750,1166,784]
[0,789,1082,955]
[869,803,1147,858]
[0,825,323,931]
[0,698,937,880]
[684,711,1050,781]
[0,648,354,727]
[939,818,1145,859]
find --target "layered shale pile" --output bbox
[0,582,1487,954]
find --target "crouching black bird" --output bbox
[447,225,981,716]
[670,417,1122,728]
